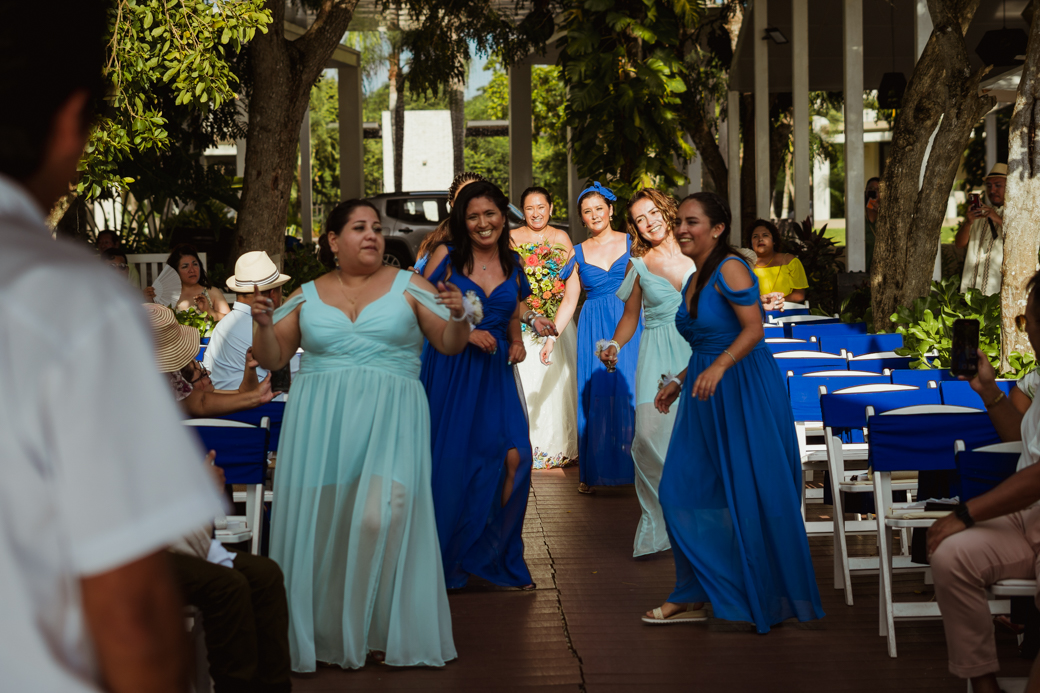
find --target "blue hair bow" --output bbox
[577,181,617,205]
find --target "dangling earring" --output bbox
[334,253,340,268]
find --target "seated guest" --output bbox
[148,303,291,692]
[203,251,291,391]
[746,219,808,310]
[101,246,144,292]
[146,304,273,417]
[927,270,1040,693]
[95,229,118,252]
[150,244,231,322]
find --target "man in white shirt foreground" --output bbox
[0,2,223,691]
[204,251,291,390]
[928,271,1040,693]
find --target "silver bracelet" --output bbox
[607,339,621,353]
[450,312,467,322]
[523,310,543,327]
[723,349,737,365]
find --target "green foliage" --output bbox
[175,306,215,338]
[781,219,845,316]
[282,243,327,296]
[559,0,698,199]
[888,276,1034,378]
[83,0,271,198]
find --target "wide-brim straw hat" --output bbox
[985,163,1008,179]
[145,303,200,373]
[226,251,291,293]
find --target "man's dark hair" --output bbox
[0,1,108,181]
[100,247,128,263]
[866,177,881,187]
[96,230,119,245]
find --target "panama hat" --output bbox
[145,303,200,373]
[225,251,291,293]
[985,163,1008,179]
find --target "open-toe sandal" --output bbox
[641,605,708,625]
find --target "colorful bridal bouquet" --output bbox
[514,242,568,325]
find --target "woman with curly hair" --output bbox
[598,188,694,556]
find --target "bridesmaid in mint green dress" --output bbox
[250,200,470,672]
[599,189,695,557]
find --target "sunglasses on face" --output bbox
[188,362,210,385]
[109,262,128,270]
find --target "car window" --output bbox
[385,197,447,224]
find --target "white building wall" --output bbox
[382,110,454,192]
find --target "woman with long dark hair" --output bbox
[156,244,230,321]
[252,199,469,670]
[413,171,487,273]
[421,180,557,589]
[644,192,824,632]
[746,219,808,309]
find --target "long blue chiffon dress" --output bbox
[660,255,824,633]
[268,271,456,671]
[562,236,642,487]
[420,253,535,589]
[616,258,693,556]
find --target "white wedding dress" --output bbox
[516,327,579,466]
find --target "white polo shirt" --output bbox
[203,300,267,390]
[0,175,223,691]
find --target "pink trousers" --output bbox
[930,507,1040,678]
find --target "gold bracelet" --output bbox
[723,349,737,365]
[986,390,1006,409]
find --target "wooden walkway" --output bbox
[293,466,1030,692]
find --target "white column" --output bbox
[792,0,811,222]
[813,152,831,221]
[914,0,932,60]
[508,63,533,201]
[338,65,364,201]
[843,0,865,272]
[727,90,742,245]
[235,139,246,179]
[754,0,771,220]
[299,109,313,244]
[985,111,998,172]
[567,127,585,243]
[686,135,702,195]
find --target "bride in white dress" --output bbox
[510,187,579,467]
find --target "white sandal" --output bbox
[641,604,708,625]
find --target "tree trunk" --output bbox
[234,0,359,262]
[870,0,995,331]
[448,72,466,177]
[388,45,404,193]
[1001,4,1040,371]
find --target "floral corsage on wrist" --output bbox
[454,290,485,331]
[658,373,682,391]
[594,339,620,373]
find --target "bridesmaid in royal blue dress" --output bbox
[421,181,558,589]
[644,192,824,632]
[549,182,641,494]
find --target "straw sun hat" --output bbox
[985,163,1008,179]
[225,251,291,293]
[145,303,200,373]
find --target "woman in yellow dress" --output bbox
[747,219,808,309]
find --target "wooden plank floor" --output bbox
[292,466,1030,691]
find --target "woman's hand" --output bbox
[926,512,967,557]
[436,281,465,320]
[965,348,997,392]
[655,380,681,414]
[691,363,727,401]
[532,316,557,338]
[144,286,156,301]
[469,329,497,353]
[540,339,555,366]
[761,292,784,311]
[255,375,274,405]
[508,339,526,365]
[193,293,209,312]
[599,344,618,368]
[251,285,275,327]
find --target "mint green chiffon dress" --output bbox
[268,271,457,672]
[616,258,694,557]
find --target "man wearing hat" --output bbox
[957,163,1007,295]
[204,251,291,391]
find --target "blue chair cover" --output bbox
[817,333,903,356]
[846,355,915,373]
[788,374,891,422]
[765,308,810,321]
[190,425,268,484]
[197,346,207,361]
[956,449,1021,502]
[890,369,956,387]
[767,340,820,354]
[939,380,1016,408]
[220,401,287,452]
[787,321,867,340]
[774,352,849,376]
[868,412,1000,472]
[820,388,941,431]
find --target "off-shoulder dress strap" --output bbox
[273,284,310,323]
[404,274,451,319]
[714,256,762,307]
[616,258,644,302]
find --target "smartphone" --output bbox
[950,318,980,378]
[969,193,981,211]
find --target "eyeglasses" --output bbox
[109,263,128,270]
[188,362,210,385]
[1016,314,1028,333]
